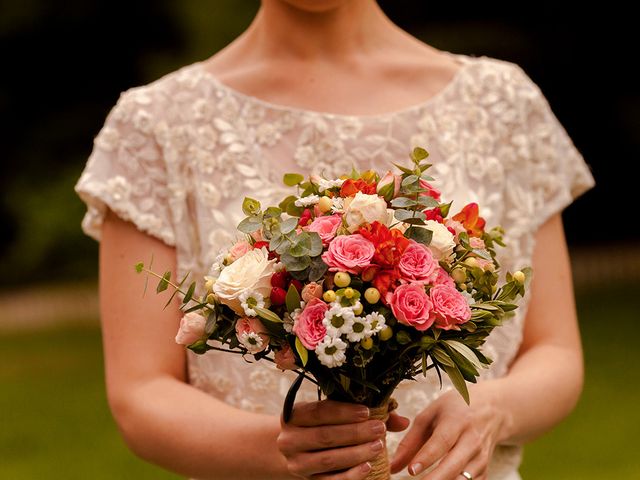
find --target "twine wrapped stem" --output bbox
[365,398,398,480]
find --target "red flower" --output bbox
[270,287,287,306]
[372,269,401,303]
[424,207,444,223]
[340,178,377,197]
[419,179,441,201]
[253,241,278,260]
[358,221,410,268]
[452,203,486,237]
[298,208,313,227]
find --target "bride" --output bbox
[75,1,595,479]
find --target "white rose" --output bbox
[420,220,456,261]
[213,248,276,314]
[344,192,389,233]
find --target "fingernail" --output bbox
[371,439,384,452]
[357,407,370,419]
[371,421,386,434]
[409,463,424,476]
[360,462,372,473]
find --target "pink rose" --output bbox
[175,312,207,345]
[398,240,439,283]
[387,283,435,331]
[305,214,342,245]
[228,240,252,261]
[469,237,486,249]
[430,284,472,330]
[419,179,441,201]
[377,171,401,199]
[235,316,269,353]
[301,281,323,303]
[321,234,375,274]
[434,267,456,288]
[274,343,298,371]
[293,297,328,349]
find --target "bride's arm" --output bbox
[100,210,292,480]
[390,212,585,479]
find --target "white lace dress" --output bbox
[75,52,595,479]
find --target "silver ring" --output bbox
[461,472,473,480]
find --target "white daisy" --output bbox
[364,312,387,337]
[239,332,265,354]
[317,178,345,192]
[323,304,355,337]
[294,194,321,207]
[315,336,348,368]
[331,197,345,213]
[346,316,369,342]
[239,290,265,317]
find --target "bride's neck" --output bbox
[236,0,400,61]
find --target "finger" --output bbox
[310,462,372,480]
[389,407,439,473]
[279,420,386,453]
[387,412,410,432]
[416,429,481,479]
[403,420,465,477]
[291,439,384,476]
[288,400,370,427]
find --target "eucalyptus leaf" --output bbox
[237,216,263,234]
[411,146,429,161]
[156,271,171,293]
[308,232,323,257]
[394,209,426,222]
[405,226,432,246]
[281,253,311,272]
[308,256,329,282]
[390,197,417,208]
[283,173,305,186]
[242,197,261,216]
[401,174,419,187]
[182,281,196,304]
[280,217,299,234]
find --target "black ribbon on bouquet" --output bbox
[282,371,305,423]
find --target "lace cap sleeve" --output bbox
[506,64,596,232]
[74,86,176,246]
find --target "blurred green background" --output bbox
[1,0,637,478]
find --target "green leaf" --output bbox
[156,271,171,293]
[264,206,282,218]
[254,307,283,323]
[416,196,439,209]
[471,248,493,260]
[422,351,428,377]
[378,181,395,202]
[339,374,351,392]
[411,146,429,162]
[242,197,261,216]
[295,336,308,366]
[308,232,323,257]
[134,262,144,273]
[394,209,426,222]
[401,174,419,187]
[237,216,263,234]
[405,226,433,246]
[308,256,329,282]
[269,234,285,252]
[286,283,301,313]
[182,282,196,304]
[280,217,299,234]
[390,197,417,208]
[431,345,454,367]
[283,173,305,186]
[281,253,311,271]
[393,162,414,174]
[439,201,453,217]
[442,363,470,405]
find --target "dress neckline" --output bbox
[193,51,478,121]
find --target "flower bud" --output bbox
[318,196,333,213]
[513,270,526,285]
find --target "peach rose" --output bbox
[175,312,207,346]
[398,241,439,283]
[293,297,328,349]
[387,283,435,331]
[305,214,342,245]
[377,171,401,200]
[429,284,471,330]
[301,282,323,303]
[274,343,298,370]
[321,234,375,274]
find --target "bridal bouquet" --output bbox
[137,147,529,479]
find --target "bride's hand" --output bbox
[390,389,507,480]
[278,399,409,479]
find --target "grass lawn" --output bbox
[0,283,638,479]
